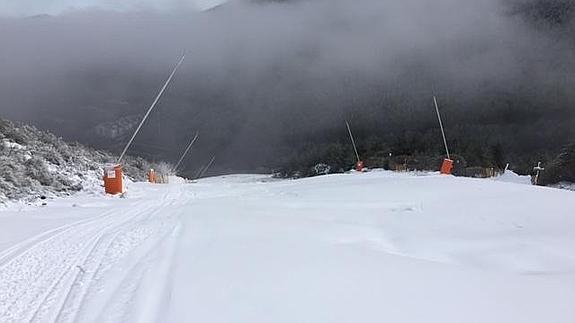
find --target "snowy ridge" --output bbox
[0,118,163,204]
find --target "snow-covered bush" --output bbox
[25,157,53,186]
[156,161,176,176]
[313,163,331,176]
[0,118,171,203]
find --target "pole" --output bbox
[197,156,216,179]
[117,54,186,163]
[345,120,361,162]
[433,96,451,160]
[533,162,544,185]
[173,131,199,172]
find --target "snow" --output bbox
[2,139,26,150]
[493,170,532,185]
[0,171,574,322]
[0,118,167,204]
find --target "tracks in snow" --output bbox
[0,186,187,323]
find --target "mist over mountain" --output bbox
[0,0,573,176]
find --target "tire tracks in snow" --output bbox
[0,208,126,322]
[84,223,182,323]
[0,209,117,267]
[73,187,186,323]
[0,185,188,323]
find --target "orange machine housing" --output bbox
[148,169,156,184]
[103,164,125,195]
[440,159,454,175]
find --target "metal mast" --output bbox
[117,54,186,163]
[433,96,451,160]
[174,131,199,172]
[345,120,361,162]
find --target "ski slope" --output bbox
[0,171,574,323]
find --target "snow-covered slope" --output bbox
[0,118,160,203]
[0,171,574,322]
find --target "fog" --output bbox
[0,0,224,16]
[0,0,573,174]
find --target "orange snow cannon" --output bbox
[148,168,156,184]
[356,160,365,172]
[440,159,454,175]
[103,164,125,195]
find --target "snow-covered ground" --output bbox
[0,171,574,323]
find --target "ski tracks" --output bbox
[0,185,189,323]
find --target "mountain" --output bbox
[1,0,574,178]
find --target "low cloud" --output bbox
[0,0,573,171]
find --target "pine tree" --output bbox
[540,142,575,185]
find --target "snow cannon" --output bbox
[440,159,454,175]
[356,160,365,172]
[103,164,125,195]
[148,168,156,184]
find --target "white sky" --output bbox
[0,0,226,16]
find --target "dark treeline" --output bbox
[271,92,575,178]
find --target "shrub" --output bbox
[25,157,53,186]
[540,142,575,185]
